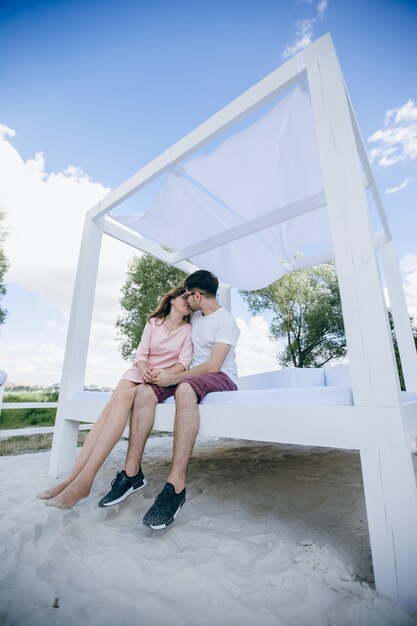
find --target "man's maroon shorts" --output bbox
[150,371,237,404]
[149,383,177,403]
[180,371,237,402]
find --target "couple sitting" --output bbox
[38,270,240,530]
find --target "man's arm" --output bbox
[149,362,186,382]
[152,343,230,387]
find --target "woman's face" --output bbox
[171,294,190,316]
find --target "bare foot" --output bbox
[44,481,90,509]
[37,481,70,500]
[44,497,72,510]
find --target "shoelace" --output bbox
[111,471,124,488]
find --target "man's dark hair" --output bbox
[184,270,219,297]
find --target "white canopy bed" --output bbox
[49,34,417,610]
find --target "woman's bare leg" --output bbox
[45,384,139,508]
[124,383,159,477]
[37,380,137,500]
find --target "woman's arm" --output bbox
[133,321,155,382]
[133,320,153,365]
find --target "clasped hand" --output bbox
[140,367,173,387]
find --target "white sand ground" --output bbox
[1,436,417,626]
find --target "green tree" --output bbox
[117,255,187,360]
[388,309,417,390]
[0,210,9,327]
[240,263,346,368]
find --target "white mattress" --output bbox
[162,386,417,406]
[74,388,416,409]
[162,386,354,406]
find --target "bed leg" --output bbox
[48,411,80,478]
[360,443,417,611]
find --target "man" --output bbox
[99,270,240,529]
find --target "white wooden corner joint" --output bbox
[49,34,417,611]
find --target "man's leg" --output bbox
[167,382,199,493]
[143,382,198,529]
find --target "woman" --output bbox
[37,286,192,509]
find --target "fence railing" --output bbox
[0,375,95,440]
[1,402,58,409]
[0,399,96,440]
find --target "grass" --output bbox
[0,431,89,456]
[1,391,71,455]
[0,429,171,456]
[3,391,59,402]
[0,392,171,456]
[1,391,57,429]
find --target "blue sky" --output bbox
[0,0,416,385]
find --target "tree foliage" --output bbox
[117,255,187,360]
[388,309,417,390]
[0,210,9,327]
[240,263,346,368]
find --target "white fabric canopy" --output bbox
[113,80,333,290]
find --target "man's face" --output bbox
[184,290,202,312]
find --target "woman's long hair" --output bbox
[147,286,190,325]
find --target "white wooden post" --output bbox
[304,34,417,610]
[304,35,400,407]
[0,370,6,410]
[380,239,417,393]
[48,215,104,477]
[218,284,232,311]
[360,430,417,609]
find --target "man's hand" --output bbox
[152,370,176,387]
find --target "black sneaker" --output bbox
[143,483,187,530]
[98,468,147,507]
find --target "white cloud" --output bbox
[1,341,65,386]
[0,123,15,141]
[400,252,417,273]
[399,253,417,319]
[236,316,282,376]
[0,127,136,386]
[386,99,417,125]
[368,98,417,168]
[282,0,328,59]
[385,177,413,195]
[0,130,136,315]
[317,0,328,19]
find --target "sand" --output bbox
[1,436,417,626]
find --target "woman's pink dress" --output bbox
[121,317,193,383]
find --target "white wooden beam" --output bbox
[305,33,417,611]
[380,239,417,393]
[346,93,392,240]
[49,215,104,477]
[103,217,199,274]
[304,33,400,408]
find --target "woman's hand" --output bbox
[138,364,153,383]
[152,370,176,387]
[150,368,162,382]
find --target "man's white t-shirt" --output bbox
[191,307,240,384]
